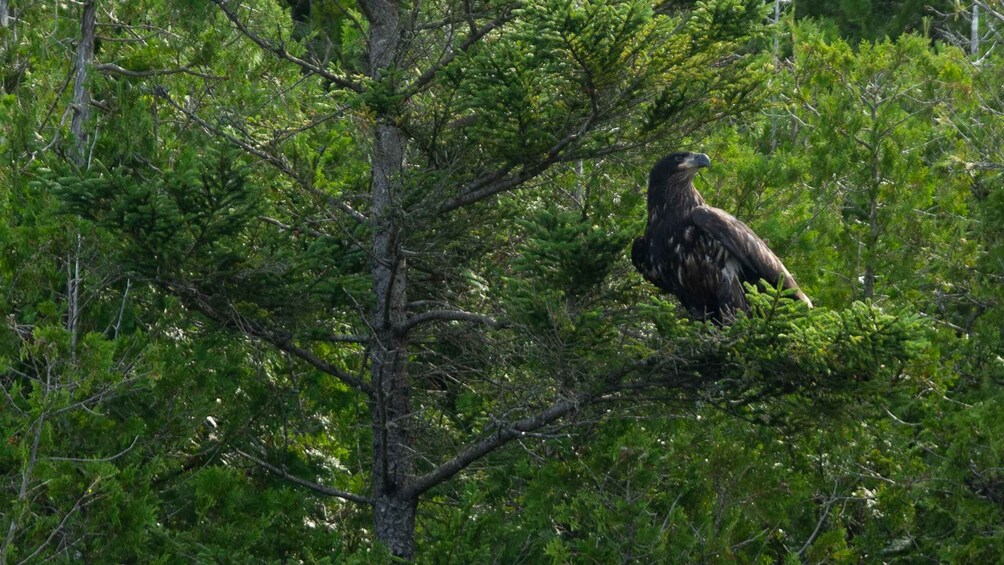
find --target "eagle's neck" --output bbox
[648,172,705,223]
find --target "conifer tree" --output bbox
[2,0,982,560]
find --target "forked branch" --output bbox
[405,12,514,99]
[398,309,507,335]
[404,393,595,498]
[438,109,599,213]
[164,281,372,394]
[237,449,372,505]
[209,0,362,92]
[402,359,681,498]
[154,88,367,224]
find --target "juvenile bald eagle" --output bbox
[631,152,812,324]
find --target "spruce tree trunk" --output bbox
[369,122,416,560]
[363,0,417,558]
[971,3,980,57]
[67,0,95,359]
[373,488,418,559]
[70,0,96,169]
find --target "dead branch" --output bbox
[236,449,372,505]
[398,309,507,335]
[208,0,362,92]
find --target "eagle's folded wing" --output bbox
[691,206,812,308]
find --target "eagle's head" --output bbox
[650,152,711,186]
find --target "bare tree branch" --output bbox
[236,449,372,505]
[797,483,842,559]
[0,415,44,563]
[320,333,372,344]
[398,309,507,335]
[45,435,140,463]
[404,393,593,498]
[165,281,372,394]
[405,13,513,100]
[154,87,297,175]
[154,87,368,224]
[437,109,599,213]
[94,63,221,80]
[14,477,102,565]
[209,0,362,92]
[259,215,328,238]
[399,355,714,497]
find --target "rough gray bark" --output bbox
[368,122,415,559]
[67,234,82,362]
[67,0,95,361]
[195,1,752,559]
[0,415,44,564]
[4,3,96,557]
[864,185,878,300]
[770,0,783,151]
[70,0,96,169]
[972,2,980,57]
[361,0,417,558]
[863,96,880,301]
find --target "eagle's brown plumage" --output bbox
[631,152,812,324]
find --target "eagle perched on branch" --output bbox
[631,152,812,324]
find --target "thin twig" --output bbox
[209,0,361,92]
[405,13,512,99]
[113,279,130,340]
[236,449,372,505]
[94,62,221,80]
[168,282,372,394]
[398,309,507,335]
[45,435,140,463]
[438,109,599,213]
[15,477,102,565]
[154,88,367,223]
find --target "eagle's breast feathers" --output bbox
[632,152,811,323]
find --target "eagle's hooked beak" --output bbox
[683,153,711,169]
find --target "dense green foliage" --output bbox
[2,0,1002,562]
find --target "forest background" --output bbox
[1,0,1002,562]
